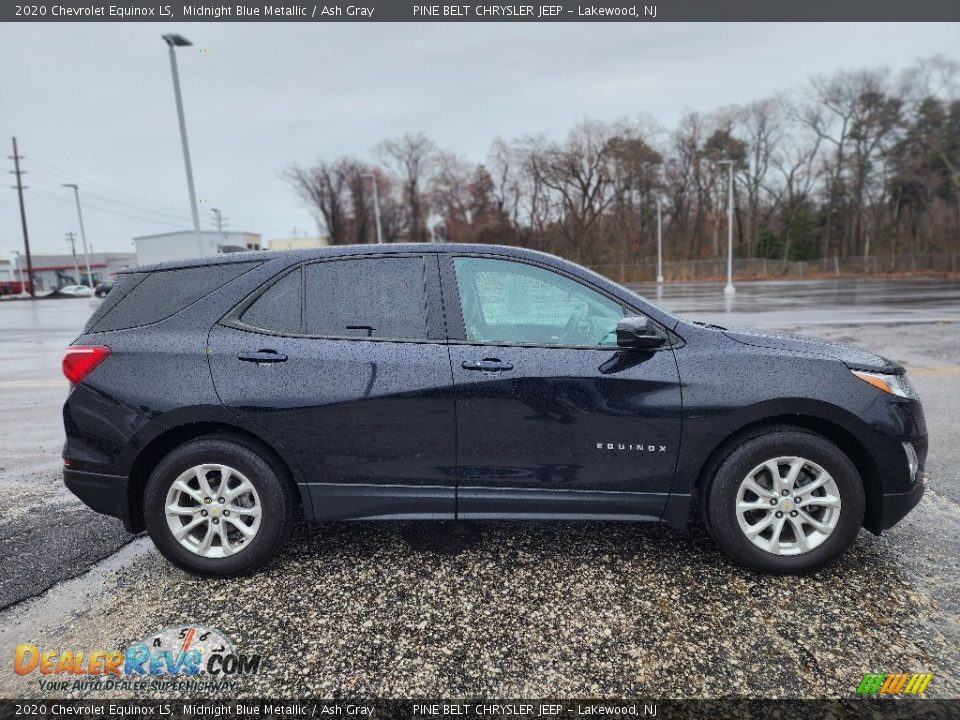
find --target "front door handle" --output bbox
[462,358,513,372]
[238,349,288,364]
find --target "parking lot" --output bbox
[0,277,958,698]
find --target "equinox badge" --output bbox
[597,443,667,452]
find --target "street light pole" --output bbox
[162,33,201,243]
[655,195,664,283]
[361,173,383,244]
[718,160,736,296]
[62,184,94,288]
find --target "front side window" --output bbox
[304,257,428,340]
[452,257,625,346]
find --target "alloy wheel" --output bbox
[164,464,262,558]
[735,456,841,556]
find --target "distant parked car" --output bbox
[94,281,114,298]
[58,285,93,297]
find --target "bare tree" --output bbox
[803,69,896,257]
[524,121,623,262]
[285,160,352,244]
[735,97,786,257]
[377,132,438,242]
[488,137,525,231]
[771,127,823,262]
[286,59,958,271]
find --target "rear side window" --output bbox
[304,257,427,339]
[90,262,259,332]
[240,267,302,335]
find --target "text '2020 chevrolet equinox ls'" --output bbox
[61,245,927,576]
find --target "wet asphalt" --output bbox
[0,277,957,698]
[0,298,133,611]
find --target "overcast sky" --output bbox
[1,22,958,260]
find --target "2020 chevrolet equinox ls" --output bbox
[61,245,926,576]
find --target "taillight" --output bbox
[62,345,111,384]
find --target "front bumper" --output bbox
[850,392,927,534]
[64,467,136,532]
[875,482,925,533]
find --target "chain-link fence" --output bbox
[588,252,960,284]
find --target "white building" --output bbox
[133,231,262,266]
[12,252,136,292]
[268,235,330,251]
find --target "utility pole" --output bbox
[9,137,35,297]
[63,184,94,288]
[66,231,80,281]
[210,207,228,233]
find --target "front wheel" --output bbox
[143,436,296,577]
[704,427,865,574]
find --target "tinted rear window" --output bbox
[90,262,259,332]
[304,257,427,339]
[240,267,302,335]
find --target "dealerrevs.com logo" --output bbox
[13,625,261,693]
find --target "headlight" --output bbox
[851,370,918,400]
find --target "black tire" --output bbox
[143,435,296,577]
[703,426,865,574]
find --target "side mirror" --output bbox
[616,316,666,349]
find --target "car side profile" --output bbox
[61,244,927,576]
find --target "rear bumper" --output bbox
[875,482,925,533]
[64,467,136,532]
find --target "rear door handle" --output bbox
[238,349,288,364]
[462,358,513,372]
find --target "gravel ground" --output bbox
[0,295,957,699]
[1,508,957,699]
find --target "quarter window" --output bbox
[304,257,428,340]
[452,257,625,346]
[240,268,302,335]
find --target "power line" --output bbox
[27,169,194,224]
[27,165,186,213]
[26,165,195,222]
[23,152,195,215]
[28,187,190,229]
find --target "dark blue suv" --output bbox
[61,244,927,576]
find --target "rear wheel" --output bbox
[704,427,865,574]
[144,436,296,577]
